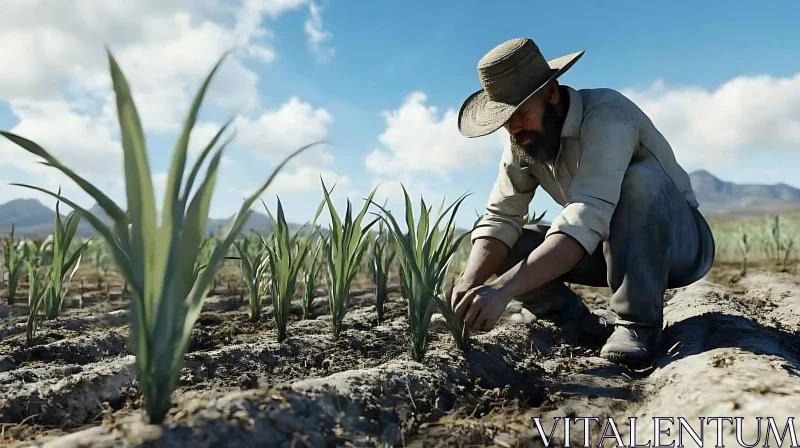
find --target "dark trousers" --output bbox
[493,161,716,328]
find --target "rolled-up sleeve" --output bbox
[547,119,637,255]
[471,150,538,249]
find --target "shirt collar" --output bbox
[560,85,583,138]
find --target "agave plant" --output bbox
[372,188,473,361]
[262,196,324,341]
[3,225,25,304]
[41,196,85,319]
[370,222,396,322]
[302,232,326,319]
[321,179,380,339]
[233,232,269,321]
[0,50,316,423]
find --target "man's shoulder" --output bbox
[575,87,640,125]
[574,86,631,104]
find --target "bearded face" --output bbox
[508,101,561,168]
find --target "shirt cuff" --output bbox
[470,221,521,249]
[546,202,607,255]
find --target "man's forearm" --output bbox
[489,232,585,297]
[458,237,510,287]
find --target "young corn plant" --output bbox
[25,259,48,346]
[783,237,796,272]
[370,222,396,322]
[23,236,53,268]
[360,232,374,277]
[41,197,85,320]
[233,233,269,321]
[3,225,24,304]
[321,179,380,339]
[523,209,547,225]
[738,225,750,275]
[262,196,324,341]
[88,238,111,287]
[194,235,216,281]
[372,188,473,361]
[302,233,326,319]
[0,50,317,424]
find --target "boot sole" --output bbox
[600,350,653,368]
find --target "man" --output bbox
[451,37,715,367]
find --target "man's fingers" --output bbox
[450,287,466,309]
[454,289,477,321]
[463,298,483,327]
[482,312,501,332]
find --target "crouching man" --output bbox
[451,37,715,367]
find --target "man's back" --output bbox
[473,85,699,255]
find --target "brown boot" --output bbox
[600,322,663,368]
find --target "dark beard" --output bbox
[509,102,560,168]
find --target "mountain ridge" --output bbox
[0,170,798,236]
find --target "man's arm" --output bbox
[455,237,508,288]
[489,232,584,297]
[451,141,538,307]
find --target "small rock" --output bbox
[0,355,15,373]
[435,389,454,412]
[379,419,402,445]
[62,296,83,309]
[493,432,513,447]
[312,297,329,312]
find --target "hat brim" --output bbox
[457,50,585,138]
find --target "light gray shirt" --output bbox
[471,85,698,255]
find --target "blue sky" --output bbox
[0,0,798,228]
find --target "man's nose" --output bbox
[507,114,523,135]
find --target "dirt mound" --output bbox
[2,268,799,447]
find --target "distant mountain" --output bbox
[0,198,56,236]
[1,170,796,237]
[690,169,800,215]
[0,200,307,238]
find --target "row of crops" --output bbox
[708,213,799,273]
[0,50,504,426]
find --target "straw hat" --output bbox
[458,38,584,138]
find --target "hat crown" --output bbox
[477,38,553,104]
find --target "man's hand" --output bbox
[454,284,511,332]
[450,279,476,310]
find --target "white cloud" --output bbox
[621,73,800,167]
[365,91,506,179]
[304,1,334,61]
[240,165,356,225]
[188,122,226,157]
[0,0,311,132]
[268,165,353,196]
[370,176,440,210]
[0,99,121,179]
[234,0,308,42]
[235,97,334,165]
[0,0,328,217]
